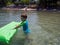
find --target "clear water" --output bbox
[0,10,60,45]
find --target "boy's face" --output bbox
[21,17,26,21]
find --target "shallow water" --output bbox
[0,10,60,45]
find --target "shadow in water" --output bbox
[10,38,25,45]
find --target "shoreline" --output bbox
[1,7,37,11]
[1,7,60,12]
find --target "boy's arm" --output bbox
[14,21,26,29]
[14,25,20,29]
[20,21,26,26]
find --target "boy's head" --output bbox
[21,13,27,21]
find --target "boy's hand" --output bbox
[13,25,20,29]
[13,27,17,29]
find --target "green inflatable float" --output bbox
[0,21,26,44]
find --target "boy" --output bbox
[14,9,30,39]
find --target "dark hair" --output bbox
[21,13,27,18]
